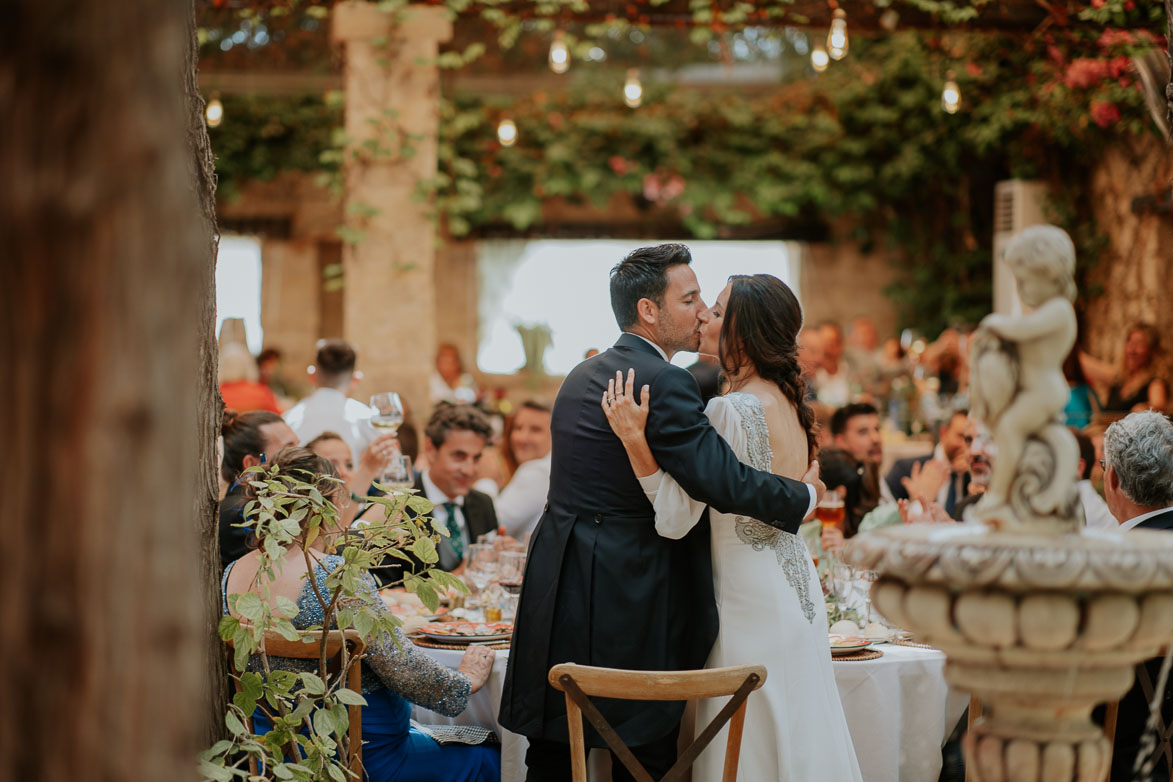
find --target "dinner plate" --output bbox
[829,634,873,655]
[418,621,513,644]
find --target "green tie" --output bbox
[443,502,465,561]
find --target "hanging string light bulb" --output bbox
[624,69,643,108]
[205,94,224,128]
[497,118,518,146]
[941,71,961,114]
[548,30,570,74]
[811,42,830,72]
[828,8,849,61]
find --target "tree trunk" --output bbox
[0,1,214,778]
[184,0,229,748]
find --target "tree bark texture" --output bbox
[0,1,211,779]
[184,0,228,748]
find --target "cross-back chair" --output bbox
[548,662,767,782]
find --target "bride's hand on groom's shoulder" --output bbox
[601,369,650,442]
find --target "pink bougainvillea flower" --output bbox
[965,62,983,77]
[1089,100,1121,128]
[609,156,629,175]
[1109,56,1131,78]
[1064,58,1110,89]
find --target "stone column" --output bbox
[259,238,319,375]
[332,2,451,420]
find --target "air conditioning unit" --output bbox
[992,180,1049,315]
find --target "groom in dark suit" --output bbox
[499,243,823,780]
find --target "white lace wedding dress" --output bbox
[641,392,862,782]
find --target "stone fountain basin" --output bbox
[845,524,1173,781]
[844,523,1173,701]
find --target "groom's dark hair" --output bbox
[609,243,692,330]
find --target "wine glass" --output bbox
[464,543,498,588]
[369,392,405,435]
[378,454,413,490]
[498,551,526,596]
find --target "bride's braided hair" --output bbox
[719,275,818,461]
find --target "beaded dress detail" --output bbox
[726,392,817,624]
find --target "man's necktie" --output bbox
[443,501,465,561]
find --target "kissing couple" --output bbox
[499,243,862,781]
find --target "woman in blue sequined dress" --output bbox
[222,448,500,782]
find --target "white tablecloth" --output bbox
[412,643,967,782]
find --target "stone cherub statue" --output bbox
[969,225,1081,532]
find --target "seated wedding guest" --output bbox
[1099,411,1173,782]
[855,418,978,531]
[802,446,864,558]
[815,321,851,407]
[222,447,500,782]
[372,404,498,586]
[798,328,824,402]
[810,401,834,450]
[219,343,281,414]
[886,409,971,515]
[1073,428,1114,531]
[1064,346,1100,429]
[494,401,553,539]
[1080,323,1168,415]
[218,410,299,569]
[284,339,376,462]
[430,343,479,405]
[306,430,399,527]
[830,402,893,535]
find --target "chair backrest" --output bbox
[548,663,767,782]
[224,627,366,777]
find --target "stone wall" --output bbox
[1081,134,1173,377]
[801,238,901,340]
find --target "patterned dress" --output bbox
[642,393,862,782]
[221,554,499,782]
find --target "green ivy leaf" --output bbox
[334,688,368,707]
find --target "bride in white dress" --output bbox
[601,274,862,782]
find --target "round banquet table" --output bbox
[411,642,967,782]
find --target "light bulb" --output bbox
[941,71,961,114]
[811,43,829,72]
[548,31,570,74]
[624,69,642,108]
[205,96,224,128]
[828,9,848,61]
[497,118,517,147]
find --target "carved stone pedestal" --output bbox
[846,524,1173,782]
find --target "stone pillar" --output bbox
[332,2,451,420]
[259,238,320,375]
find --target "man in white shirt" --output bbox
[495,400,553,539]
[283,339,375,462]
[1073,428,1115,531]
[815,321,851,408]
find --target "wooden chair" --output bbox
[224,628,366,778]
[548,663,767,782]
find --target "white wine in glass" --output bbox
[379,455,413,491]
[369,392,404,434]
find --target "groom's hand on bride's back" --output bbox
[802,460,825,520]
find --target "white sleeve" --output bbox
[495,459,550,538]
[637,398,745,540]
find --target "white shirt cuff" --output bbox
[805,484,818,519]
[638,469,664,501]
